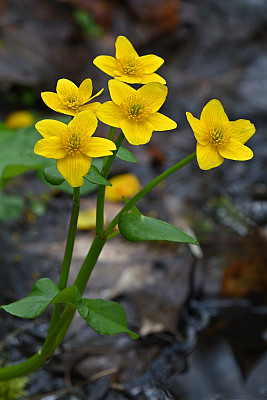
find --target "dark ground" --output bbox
[1,0,267,399]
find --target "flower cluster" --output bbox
[34,35,255,187]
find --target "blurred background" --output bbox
[1,0,267,399]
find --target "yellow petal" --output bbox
[56,79,79,102]
[88,88,104,102]
[227,119,256,144]
[196,142,224,170]
[78,102,102,114]
[93,55,118,77]
[77,208,98,230]
[121,119,153,145]
[108,79,136,105]
[85,137,116,157]
[57,153,91,187]
[41,92,72,115]
[78,78,93,104]
[186,112,209,145]
[34,137,67,159]
[35,119,67,138]
[115,74,143,84]
[200,99,229,126]
[140,73,166,84]
[97,101,126,127]
[115,36,139,60]
[105,173,141,202]
[139,55,164,74]
[146,112,177,131]
[218,140,253,161]
[68,111,98,138]
[137,82,167,113]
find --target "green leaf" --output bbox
[0,126,44,187]
[1,278,60,318]
[0,282,84,319]
[51,285,82,309]
[43,165,65,186]
[78,299,139,339]
[116,146,137,163]
[118,212,198,245]
[84,165,111,186]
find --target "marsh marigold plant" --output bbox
[41,78,103,116]
[0,34,257,383]
[186,99,255,170]
[34,111,116,187]
[97,80,177,145]
[93,35,166,84]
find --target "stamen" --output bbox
[210,126,229,145]
[61,127,90,155]
[62,95,80,110]
[117,57,142,76]
[120,95,151,121]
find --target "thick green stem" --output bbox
[74,235,106,293]
[58,187,80,290]
[0,354,45,381]
[105,152,196,237]
[47,187,80,336]
[44,235,106,352]
[96,131,124,236]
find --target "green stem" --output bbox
[47,187,80,335]
[0,354,45,381]
[44,235,106,352]
[108,126,115,141]
[96,131,124,236]
[0,304,75,380]
[74,235,106,293]
[105,152,196,237]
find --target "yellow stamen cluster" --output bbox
[120,96,151,121]
[210,126,230,146]
[117,58,141,76]
[63,95,80,110]
[61,128,89,156]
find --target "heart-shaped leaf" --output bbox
[84,165,111,186]
[78,298,138,339]
[1,278,60,318]
[118,212,198,244]
[116,146,137,163]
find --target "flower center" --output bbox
[62,127,90,155]
[63,95,80,110]
[210,126,229,146]
[117,57,141,76]
[120,95,151,122]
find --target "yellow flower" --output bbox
[93,35,166,84]
[186,99,255,170]
[5,110,35,129]
[34,111,116,187]
[105,173,141,202]
[41,78,103,116]
[97,80,177,145]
